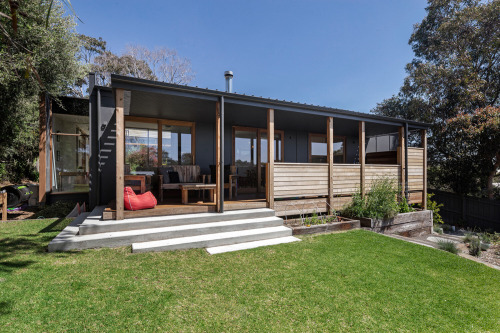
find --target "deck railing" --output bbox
[272,153,423,216]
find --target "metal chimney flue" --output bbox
[224,71,233,93]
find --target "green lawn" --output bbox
[1,219,499,332]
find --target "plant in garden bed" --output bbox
[469,237,481,257]
[303,210,342,227]
[343,177,400,220]
[398,195,415,213]
[437,240,458,254]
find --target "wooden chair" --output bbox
[209,165,238,200]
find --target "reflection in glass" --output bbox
[52,114,90,192]
[234,130,258,190]
[162,125,192,165]
[125,121,158,172]
[310,135,344,163]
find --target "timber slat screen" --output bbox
[274,163,328,198]
[273,160,420,216]
[407,147,424,204]
[365,165,400,192]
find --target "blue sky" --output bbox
[72,0,427,113]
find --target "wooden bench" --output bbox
[179,183,216,204]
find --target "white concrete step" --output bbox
[132,226,292,253]
[49,216,283,252]
[206,236,301,255]
[79,208,276,235]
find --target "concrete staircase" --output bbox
[49,207,299,254]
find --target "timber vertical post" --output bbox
[398,126,405,200]
[215,101,221,212]
[421,129,427,209]
[404,123,409,200]
[267,108,274,209]
[359,121,365,197]
[115,89,125,220]
[220,97,224,213]
[327,117,334,213]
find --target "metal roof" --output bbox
[110,74,431,129]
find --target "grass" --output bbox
[1,219,499,332]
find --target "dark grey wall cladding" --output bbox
[196,122,215,175]
[89,89,99,208]
[97,89,117,206]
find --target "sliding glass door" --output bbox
[233,127,284,193]
[234,128,258,192]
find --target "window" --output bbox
[309,134,345,163]
[125,118,195,173]
[51,113,90,192]
[125,121,158,172]
[162,125,193,165]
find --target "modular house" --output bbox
[39,73,430,223]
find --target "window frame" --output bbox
[124,116,196,167]
[308,133,346,163]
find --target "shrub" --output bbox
[342,191,366,219]
[427,193,444,224]
[463,232,474,243]
[398,196,415,213]
[437,240,458,254]
[469,237,481,257]
[433,225,443,234]
[480,233,491,244]
[343,177,398,219]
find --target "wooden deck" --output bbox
[103,195,266,220]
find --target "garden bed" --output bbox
[359,210,432,236]
[285,215,360,235]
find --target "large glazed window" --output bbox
[51,114,90,192]
[124,118,195,173]
[309,134,345,163]
[125,121,158,172]
[162,125,193,165]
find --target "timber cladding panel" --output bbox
[365,165,400,192]
[331,164,360,195]
[274,163,329,198]
[407,147,424,204]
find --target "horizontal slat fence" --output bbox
[331,164,360,195]
[273,157,424,216]
[407,147,424,204]
[274,163,328,198]
[365,165,400,192]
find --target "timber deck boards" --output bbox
[103,196,266,220]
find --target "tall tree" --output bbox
[372,0,500,196]
[91,44,195,87]
[439,106,500,198]
[0,0,85,181]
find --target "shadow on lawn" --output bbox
[0,218,80,274]
[0,301,13,316]
[39,217,67,233]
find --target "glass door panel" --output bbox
[162,125,192,165]
[234,129,258,192]
[259,131,283,191]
